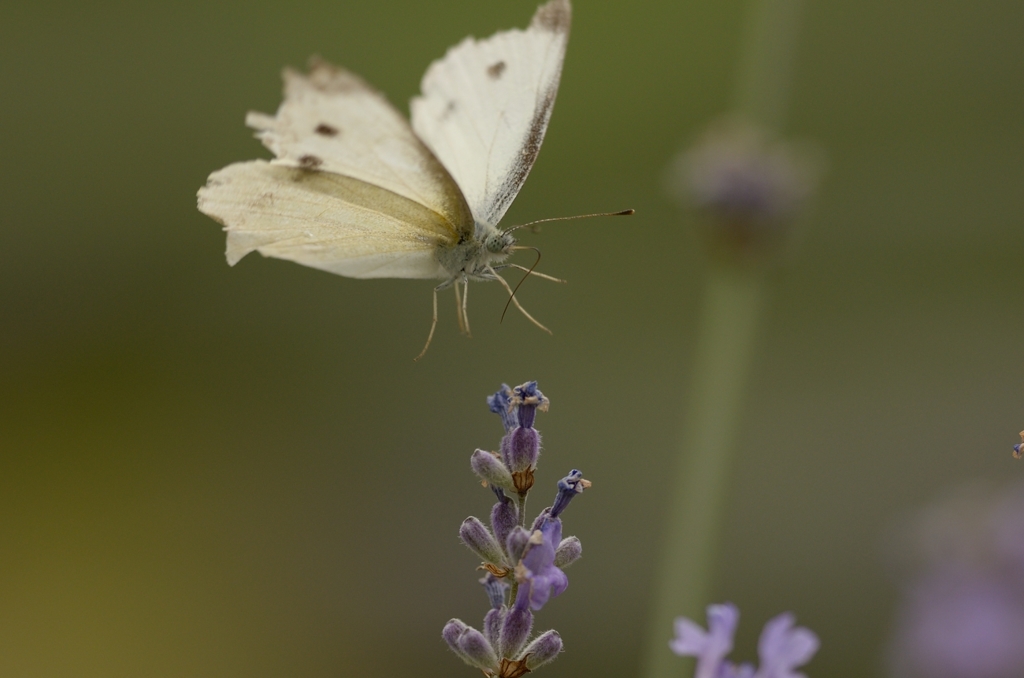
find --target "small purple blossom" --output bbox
[670,603,819,678]
[488,384,517,433]
[551,469,590,518]
[516,517,569,611]
[1013,430,1023,459]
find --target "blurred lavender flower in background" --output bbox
[886,483,1024,678]
[444,382,588,677]
[665,117,822,260]
[670,603,819,678]
[1012,430,1022,459]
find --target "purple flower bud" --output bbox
[506,526,532,563]
[554,536,582,568]
[487,384,517,433]
[458,626,500,672]
[550,469,590,518]
[483,607,506,650]
[471,449,516,493]
[491,490,519,555]
[460,517,507,567]
[511,381,548,429]
[443,619,473,664]
[500,586,534,658]
[520,629,563,669]
[1014,443,1022,460]
[503,427,541,475]
[480,572,509,610]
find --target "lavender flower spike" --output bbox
[670,603,739,678]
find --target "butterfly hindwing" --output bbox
[410,0,571,229]
[198,160,454,279]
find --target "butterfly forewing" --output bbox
[244,59,474,239]
[410,0,571,229]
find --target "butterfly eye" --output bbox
[485,231,516,254]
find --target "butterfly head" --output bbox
[484,229,517,255]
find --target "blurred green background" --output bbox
[2,0,1022,676]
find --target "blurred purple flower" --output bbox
[665,118,822,259]
[887,483,1024,678]
[670,603,819,678]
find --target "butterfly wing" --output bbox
[199,161,459,278]
[198,59,475,278]
[410,0,571,229]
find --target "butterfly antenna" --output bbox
[504,208,634,234]
[500,247,542,323]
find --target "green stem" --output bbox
[640,266,768,678]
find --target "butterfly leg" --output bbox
[501,263,567,283]
[461,278,472,338]
[415,281,450,362]
[454,279,466,335]
[487,266,553,335]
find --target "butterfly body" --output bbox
[197,0,571,353]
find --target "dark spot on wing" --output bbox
[315,123,339,137]
[441,100,457,121]
[487,61,506,79]
[298,154,323,169]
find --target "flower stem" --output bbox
[641,266,768,678]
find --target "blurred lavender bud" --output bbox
[550,469,591,518]
[491,489,519,554]
[887,483,1024,678]
[500,587,535,659]
[1013,430,1023,459]
[506,526,532,564]
[487,384,517,433]
[480,572,509,610]
[458,626,500,672]
[484,607,506,651]
[471,449,516,493]
[666,118,822,260]
[554,536,582,568]
[460,517,507,568]
[520,629,563,669]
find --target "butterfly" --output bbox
[197,0,625,359]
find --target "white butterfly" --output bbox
[198,0,578,358]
